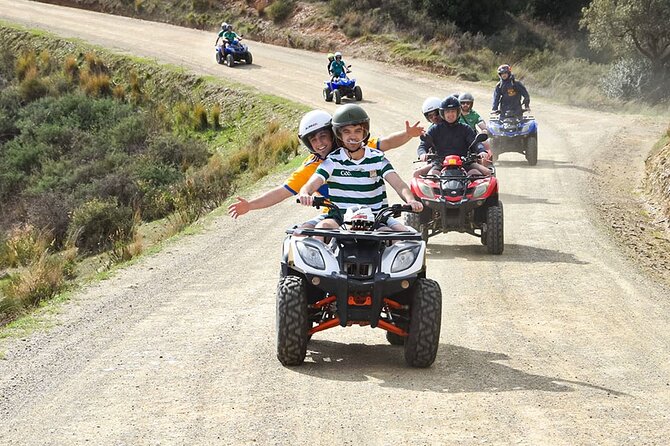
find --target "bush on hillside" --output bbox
[67,198,135,254]
[601,57,653,101]
[267,0,295,23]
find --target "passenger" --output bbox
[298,104,423,231]
[459,92,492,163]
[228,110,423,228]
[492,64,530,117]
[414,96,490,178]
[327,53,335,75]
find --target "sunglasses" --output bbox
[460,102,473,106]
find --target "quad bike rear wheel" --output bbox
[276,276,310,366]
[484,203,504,255]
[226,54,235,67]
[323,87,333,102]
[354,85,363,101]
[404,278,442,367]
[525,135,538,166]
[334,89,342,104]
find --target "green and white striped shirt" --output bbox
[315,147,395,212]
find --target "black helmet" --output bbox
[459,92,474,104]
[439,95,461,120]
[497,64,511,76]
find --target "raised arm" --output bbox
[227,186,292,219]
[378,121,424,151]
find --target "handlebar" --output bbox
[295,198,417,229]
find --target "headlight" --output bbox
[418,182,435,199]
[472,182,489,198]
[296,241,325,270]
[391,246,420,273]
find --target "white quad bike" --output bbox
[276,197,442,368]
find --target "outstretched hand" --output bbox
[405,120,424,138]
[228,196,250,219]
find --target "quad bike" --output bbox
[323,67,363,104]
[487,109,538,165]
[277,198,442,368]
[215,38,252,67]
[407,133,504,254]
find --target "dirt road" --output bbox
[1,1,670,444]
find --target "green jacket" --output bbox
[219,30,239,42]
[459,110,484,130]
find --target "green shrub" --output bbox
[67,198,134,254]
[267,0,295,23]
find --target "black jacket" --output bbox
[492,75,530,116]
[417,120,484,162]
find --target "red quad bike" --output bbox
[407,133,504,254]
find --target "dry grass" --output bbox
[0,225,53,269]
[193,103,209,131]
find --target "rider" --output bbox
[492,64,530,117]
[421,97,443,126]
[228,110,424,228]
[217,23,240,50]
[215,22,229,47]
[327,53,335,75]
[415,95,490,177]
[329,52,347,80]
[459,92,492,163]
[298,104,423,231]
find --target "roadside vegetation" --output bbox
[0,26,303,325]
[33,0,670,108]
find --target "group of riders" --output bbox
[227,54,531,234]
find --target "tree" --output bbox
[581,0,670,78]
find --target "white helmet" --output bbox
[221,22,228,30]
[344,206,375,230]
[334,51,342,58]
[298,110,333,157]
[422,97,442,115]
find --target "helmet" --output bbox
[298,110,333,156]
[459,92,474,104]
[421,97,442,120]
[439,95,461,120]
[226,24,233,31]
[221,22,228,30]
[497,64,511,76]
[451,92,460,99]
[332,104,370,140]
[334,51,342,59]
[344,206,375,230]
[327,52,335,61]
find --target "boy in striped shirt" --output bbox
[298,105,422,231]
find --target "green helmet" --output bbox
[332,104,370,147]
[332,104,370,132]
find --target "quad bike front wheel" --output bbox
[404,278,442,368]
[405,211,428,241]
[334,89,342,104]
[225,54,235,67]
[323,87,333,102]
[276,276,310,366]
[525,135,538,166]
[215,51,224,65]
[354,85,363,101]
[484,202,504,255]
[245,52,253,65]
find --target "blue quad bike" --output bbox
[323,71,363,104]
[487,110,538,165]
[215,39,252,67]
